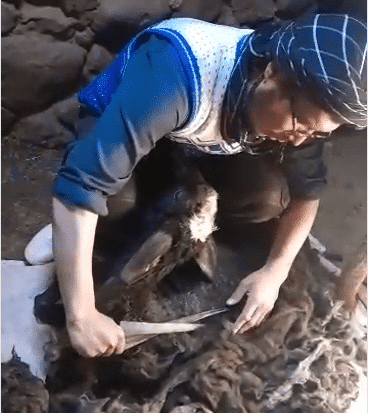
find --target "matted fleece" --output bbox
[2,223,366,413]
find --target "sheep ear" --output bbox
[194,235,217,281]
[120,231,173,285]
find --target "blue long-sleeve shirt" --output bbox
[53,33,327,216]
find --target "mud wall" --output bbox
[2,0,365,148]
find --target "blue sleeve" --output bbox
[281,141,327,199]
[53,34,190,216]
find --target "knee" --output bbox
[245,186,290,223]
[218,170,290,224]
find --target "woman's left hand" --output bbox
[226,265,289,334]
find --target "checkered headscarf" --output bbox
[222,13,367,142]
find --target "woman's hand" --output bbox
[226,265,288,334]
[66,310,126,358]
[226,199,320,335]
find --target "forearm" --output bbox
[228,198,320,333]
[52,197,99,320]
[265,197,320,280]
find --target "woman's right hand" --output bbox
[66,309,126,358]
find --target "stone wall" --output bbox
[2,0,365,148]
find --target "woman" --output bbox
[49,13,366,357]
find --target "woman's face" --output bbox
[248,62,343,146]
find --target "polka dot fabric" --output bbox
[153,18,253,154]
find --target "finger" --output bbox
[238,308,267,334]
[255,309,271,326]
[226,281,250,306]
[115,332,126,355]
[72,341,97,358]
[102,344,117,357]
[233,302,258,333]
[80,347,101,358]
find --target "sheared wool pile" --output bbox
[6,234,362,413]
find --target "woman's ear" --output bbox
[263,61,277,80]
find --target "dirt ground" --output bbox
[2,127,366,267]
[2,139,61,260]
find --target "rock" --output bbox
[92,0,171,35]
[52,96,81,128]
[1,107,17,136]
[53,96,100,138]
[90,0,172,51]
[60,0,99,17]
[75,9,97,29]
[2,0,21,8]
[74,26,95,49]
[169,0,183,11]
[171,0,223,22]
[16,3,80,39]
[2,2,19,35]
[10,95,97,147]
[231,0,277,26]
[216,4,239,27]
[82,43,114,82]
[2,32,86,116]
[10,109,75,148]
[52,95,99,139]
